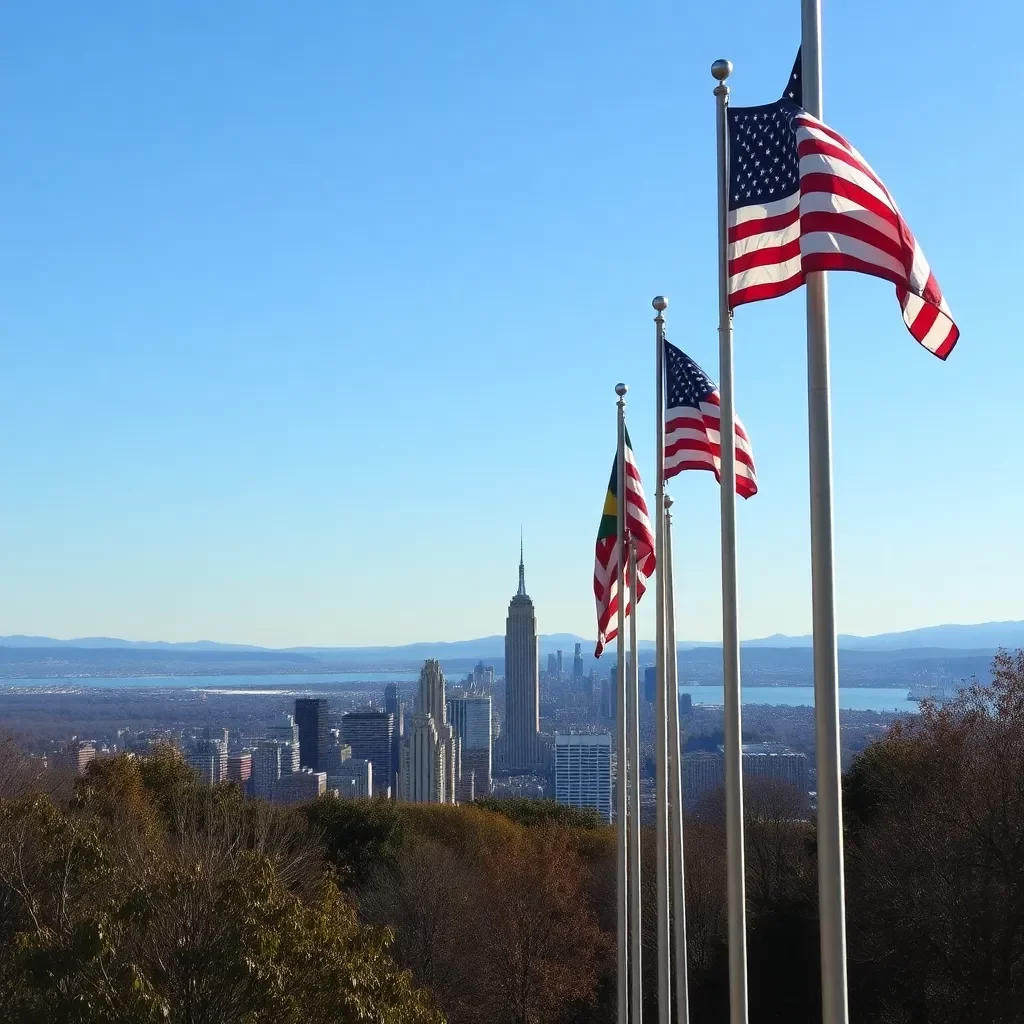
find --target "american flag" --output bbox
[728,52,958,359]
[593,430,656,658]
[664,339,757,498]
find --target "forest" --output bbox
[1,649,1022,1023]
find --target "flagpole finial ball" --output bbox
[615,383,628,397]
[664,494,674,509]
[711,59,733,82]
[652,295,668,312]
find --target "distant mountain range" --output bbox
[2,621,1022,659]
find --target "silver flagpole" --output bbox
[664,493,690,1024]
[615,382,630,1024]
[628,538,643,1023]
[800,5,850,1022]
[712,57,750,1024]
[653,295,672,1024]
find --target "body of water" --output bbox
[0,673,915,712]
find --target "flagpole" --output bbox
[800,5,850,1023]
[615,381,630,1024]
[712,57,750,1024]
[628,538,643,1024]
[664,493,690,1024]
[653,295,672,1024]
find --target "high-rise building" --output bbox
[252,740,282,800]
[644,666,657,705]
[546,652,558,677]
[448,694,492,795]
[50,742,97,776]
[295,698,329,773]
[273,768,327,805]
[573,643,583,685]
[329,759,372,799]
[188,737,227,784]
[503,542,539,769]
[400,712,443,803]
[341,712,394,798]
[384,684,404,797]
[399,661,459,803]
[556,649,563,678]
[741,742,809,794]
[267,714,300,772]
[227,751,252,784]
[186,748,218,785]
[472,661,495,688]
[555,733,612,823]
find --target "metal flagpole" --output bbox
[615,382,630,1024]
[664,493,690,1024]
[712,57,750,1024]
[653,295,672,1024]
[628,538,643,1023]
[800,5,850,1022]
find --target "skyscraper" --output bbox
[295,698,328,773]
[252,740,282,800]
[267,714,300,773]
[555,733,612,823]
[448,694,493,796]
[547,652,558,677]
[398,660,460,804]
[341,712,394,798]
[573,643,583,685]
[384,683,404,797]
[556,649,563,678]
[503,541,539,770]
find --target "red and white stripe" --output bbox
[728,111,958,359]
[594,442,656,658]
[664,391,757,498]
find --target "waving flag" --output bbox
[664,339,757,497]
[594,430,655,658]
[727,52,958,359]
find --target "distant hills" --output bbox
[2,620,1022,660]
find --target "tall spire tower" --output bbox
[503,536,539,770]
[517,530,526,597]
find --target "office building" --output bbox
[50,742,97,776]
[251,740,282,800]
[399,660,460,803]
[186,749,218,785]
[400,712,443,803]
[294,698,329,773]
[384,684,404,797]
[644,666,657,705]
[683,751,726,803]
[267,714,300,773]
[682,743,809,804]
[556,649,563,678]
[555,733,612,823]
[741,742,809,794]
[187,737,227,784]
[342,712,394,799]
[273,768,327,805]
[502,542,540,769]
[448,693,493,795]
[330,759,372,799]
[472,661,495,688]
[547,652,558,677]
[227,751,252,784]
[573,643,583,685]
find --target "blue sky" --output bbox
[1,1,1019,648]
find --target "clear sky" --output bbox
[1,1,1019,648]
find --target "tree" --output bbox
[845,650,1024,1024]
